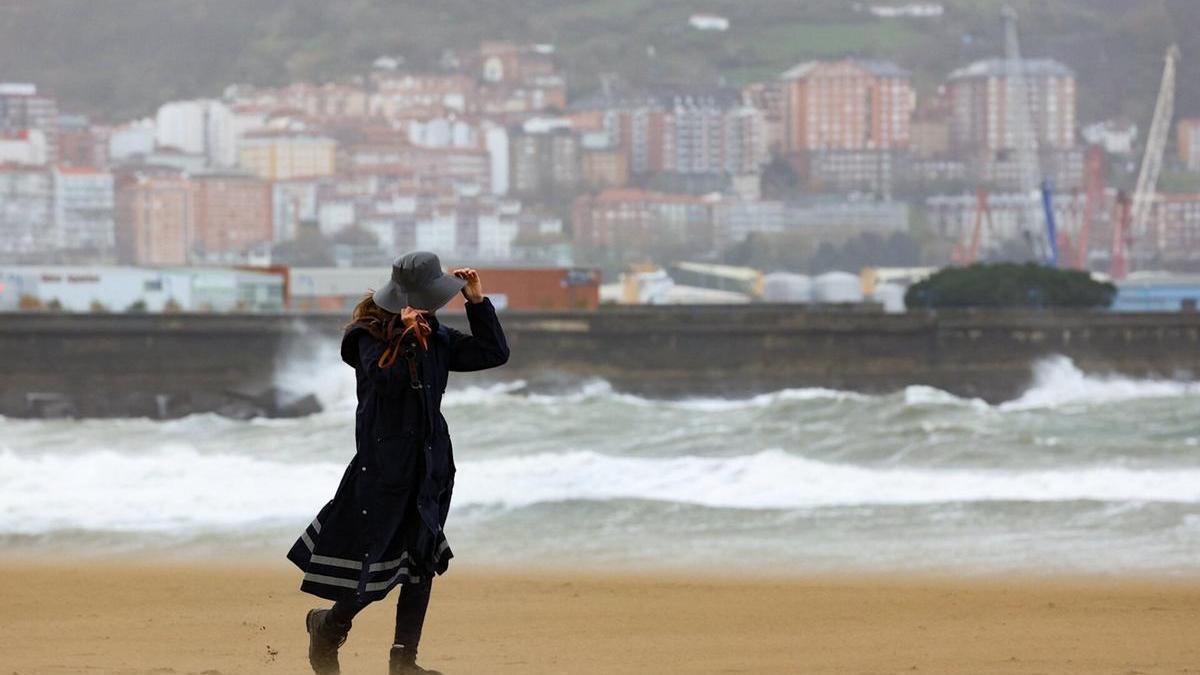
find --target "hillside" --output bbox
[0,0,1195,126]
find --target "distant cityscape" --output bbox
[2,13,1200,312]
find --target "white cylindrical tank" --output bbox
[762,272,812,303]
[872,282,906,313]
[813,271,864,304]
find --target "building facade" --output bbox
[946,58,1076,155]
[0,165,52,259]
[780,59,915,153]
[155,99,237,166]
[509,125,580,195]
[1145,193,1200,263]
[1177,119,1200,172]
[115,172,196,266]
[237,132,337,181]
[52,166,115,256]
[0,265,284,312]
[572,188,718,257]
[191,172,272,261]
[0,83,58,164]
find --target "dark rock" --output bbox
[276,392,322,417]
[220,385,323,419]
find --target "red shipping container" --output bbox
[440,267,600,312]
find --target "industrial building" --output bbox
[0,265,285,312]
[289,265,601,312]
[1112,272,1200,312]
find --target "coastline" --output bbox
[6,308,1200,419]
[5,559,1199,674]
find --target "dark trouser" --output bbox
[328,577,433,648]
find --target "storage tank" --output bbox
[872,282,906,313]
[812,271,864,304]
[762,272,812,303]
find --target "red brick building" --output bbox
[780,59,915,153]
[440,266,600,311]
[1177,119,1200,171]
[191,172,272,260]
[945,58,1076,155]
[343,142,491,193]
[115,170,196,265]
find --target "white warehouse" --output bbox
[0,265,285,312]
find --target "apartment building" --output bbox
[115,171,196,265]
[946,58,1076,154]
[780,59,915,152]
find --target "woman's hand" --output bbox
[453,268,484,304]
[399,306,432,350]
[400,306,427,327]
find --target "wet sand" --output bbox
[3,561,1199,674]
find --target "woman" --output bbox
[287,251,509,674]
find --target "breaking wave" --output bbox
[5,353,1200,573]
[274,342,1200,415]
[3,445,1199,536]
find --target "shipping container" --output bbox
[441,266,601,312]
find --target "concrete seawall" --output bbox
[2,306,1199,417]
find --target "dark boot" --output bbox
[306,608,350,674]
[389,643,443,674]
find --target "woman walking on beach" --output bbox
[287,251,509,674]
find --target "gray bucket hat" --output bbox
[373,251,466,312]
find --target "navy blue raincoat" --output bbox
[287,297,509,602]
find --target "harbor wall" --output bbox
[1,306,1198,417]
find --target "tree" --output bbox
[332,224,379,247]
[272,219,335,267]
[760,154,798,200]
[904,263,1117,310]
[808,231,922,274]
[720,231,816,272]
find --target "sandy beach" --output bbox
[2,561,1198,674]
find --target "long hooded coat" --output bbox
[287,297,509,602]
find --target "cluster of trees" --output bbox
[905,263,1117,309]
[270,221,389,267]
[723,230,922,275]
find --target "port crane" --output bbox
[1002,6,1058,266]
[1068,145,1106,270]
[1112,44,1180,280]
[952,188,995,265]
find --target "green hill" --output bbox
[0,0,1194,126]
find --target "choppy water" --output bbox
[3,349,1199,576]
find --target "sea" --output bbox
[3,345,1199,577]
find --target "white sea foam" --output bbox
[457,449,1200,509]
[902,385,988,409]
[274,336,357,413]
[273,333,1198,416]
[1002,356,1200,410]
[6,348,1200,572]
[3,446,1199,535]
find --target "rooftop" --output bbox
[781,58,911,80]
[948,58,1074,80]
